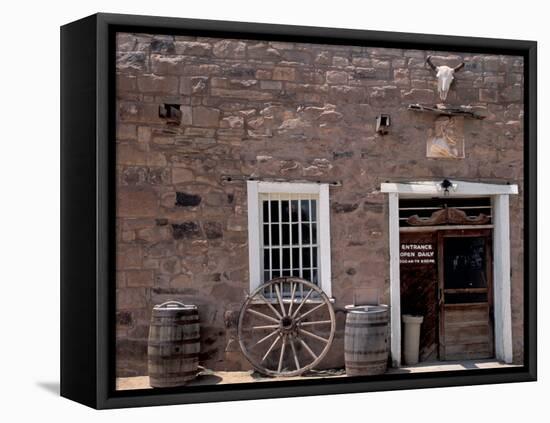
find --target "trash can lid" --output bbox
[402,314,424,323]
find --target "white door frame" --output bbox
[381,181,518,366]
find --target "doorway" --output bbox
[438,229,494,360]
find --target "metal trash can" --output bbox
[402,314,424,365]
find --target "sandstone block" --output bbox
[126,270,154,287]
[213,40,246,58]
[204,222,223,239]
[117,188,158,217]
[172,167,194,184]
[192,106,221,127]
[172,222,202,239]
[326,70,348,84]
[117,288,148,309]
[175,192,202,207]
[272,67,296,81]
[137,75,178,93]
[151,55,185,74]
[174,41,212,56]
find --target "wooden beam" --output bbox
[408,103,485,119]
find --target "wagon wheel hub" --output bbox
[280,316,295,332]
[237,277,336,377]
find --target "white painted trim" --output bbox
[247,181,261,292]
[493,195,514,363]
[388,192,401,367]
[319,183,332,298]
[257,181,321,194]
[381,180,518,196]
[246,181,332,294]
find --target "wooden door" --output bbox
[438,230,494,360]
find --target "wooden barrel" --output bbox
[147,301,200,388]
[344,305,389,376]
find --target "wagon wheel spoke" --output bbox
[298,338,318,360]
[295,302,326,322]
[298,320,333,327]
[274,282,286,317]
[255,329,280,346]
[298,328,329,344]
[291,288,314,318]
[277,335,287,373]
[261,334,281,363]
[290,337,300,370]
[252,324,280,330]
[287,282,297,316]
[256,294,283,320]
[246,308,279,324]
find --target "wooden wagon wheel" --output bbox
[238,277,336,377]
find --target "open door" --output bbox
[438,230,494,360]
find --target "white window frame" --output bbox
[247,181,332,297]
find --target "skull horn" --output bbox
[453,62,465,72]
[426,56,438,71]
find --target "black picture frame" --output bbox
[60,12,537,409]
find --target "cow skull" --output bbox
[426,56,465,101]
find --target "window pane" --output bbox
[270,200,279,222]
[259,194,321,287]
[282,224,290,245]
[263,249,270,269]
[262,201,269,222]
[282,248,290,269]
[312,269,318,284]
[291,224,299,245]
[301,200,310,221]
[271,249,280,270]
[311,200,317,222]
[282,269,291,277]
[302,223,310,244]
[290,200,299,222]
[303,248,311,267]
[292,248,300,268]
[263,224,270,246]
[281,200,289,222]
[271,225,280,246]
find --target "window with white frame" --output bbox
[247,181,332,297]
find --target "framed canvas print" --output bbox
[60,13,537,409]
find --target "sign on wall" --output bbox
[400,242,436,265]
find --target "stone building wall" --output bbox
[115,32,524,377]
